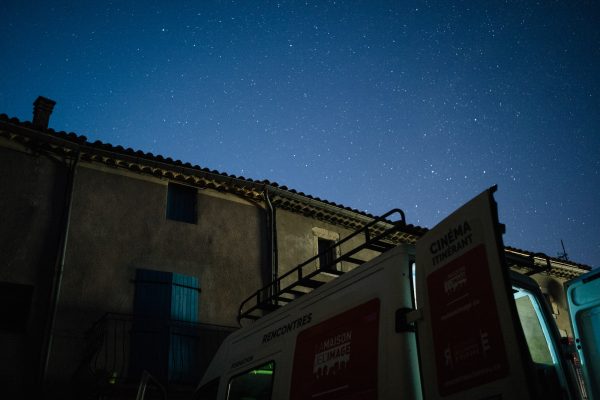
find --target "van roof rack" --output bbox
[238,208,407,323]
[504,251,552,276]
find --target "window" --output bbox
[312,227,340,271]
[227,361,275,400]
[167,182,197,224]
[318,238,336,271]
[0,282,33,333]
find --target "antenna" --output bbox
[557,239,569,261]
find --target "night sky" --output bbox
[1,1,599,268]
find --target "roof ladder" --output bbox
[238,208,406,323]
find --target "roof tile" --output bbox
[0,113,454,257]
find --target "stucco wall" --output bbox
[46,163,268,382]
[531,274,573,337]
[275,208,381,290]
[0,144,67,393]
[2,138,585,395]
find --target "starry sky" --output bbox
[1,1,599,268]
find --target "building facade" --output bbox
[0,98,591,398]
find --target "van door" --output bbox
[413,187,573,399]
[511,271,577,400]
[566,268,600,400]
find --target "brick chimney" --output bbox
[32,96,56,129]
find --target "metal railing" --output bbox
[238,208,406,322]
[505,251,552,276]
[81,313,236,388]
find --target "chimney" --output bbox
[32,96,56,129]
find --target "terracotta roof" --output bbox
[0,113,592,275]
[504,246,591,279]
[0,113,425,241]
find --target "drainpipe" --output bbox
[264,188,278,295]
[39,148,80,389]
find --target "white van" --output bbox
[194,188,599,400]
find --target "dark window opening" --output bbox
[318,238,337,271]
[0,282,34,333]
[167,183,197,224]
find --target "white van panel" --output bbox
[198,245,420,400]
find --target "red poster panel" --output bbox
[290,299,380,400]
[427,244,509,395]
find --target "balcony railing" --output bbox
[80,313,236,388]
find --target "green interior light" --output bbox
[250,369,273,375]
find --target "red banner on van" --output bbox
[290,299,380,400]
[427,244,509,395]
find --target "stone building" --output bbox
[0,98,591,398]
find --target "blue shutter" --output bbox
[169,273,200,382]
[131,269,201,383]
[130,270,173,382]
[171,273,199,322]
[133,269,173,318]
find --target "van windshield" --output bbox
[227,361,275,400]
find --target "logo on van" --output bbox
[444,266,467,295]
[313,330,352,379]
